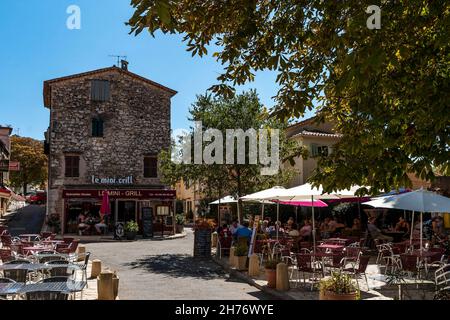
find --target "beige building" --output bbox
[285,117,341,187]
[0,126,12,217]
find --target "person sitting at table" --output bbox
[319,217,331,239]
[288,223,300,237]
[286,217,294,230]
[235,221,253,244]
[95,213,108,235]
[367,217,393,242]
[351,218,361,231]
[77,212,90,235]
[299,220,312,240]
[395,217,410,235]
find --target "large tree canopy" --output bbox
[158,91,303,222]
[129,0,449,193]
[9,136,47,194]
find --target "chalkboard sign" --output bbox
[114,222,125,240]
[142,207,153,238]
[193,229,212,258]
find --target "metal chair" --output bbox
[2,269,28,283]
[0,277,17,300]
[296,254,322,291]
[46,260,71,278]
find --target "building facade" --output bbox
[44,64,177,234]
[0,126,12,217]
[285,117,342,187]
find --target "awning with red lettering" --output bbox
[62,189,176,200]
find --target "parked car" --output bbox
[25,191,36,203]
[28,191,47,205]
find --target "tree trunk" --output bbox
[23,182,28,195]
[236,168,243,223]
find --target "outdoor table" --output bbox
[18,234,40,242]
[317,244,344,253]
[17,281,87,294]
[0,283,25,296]
[382,231,405,243]
[323,238,349,246]
[23,246,54,255]
[0,263,53,271]
[369,274,434,300]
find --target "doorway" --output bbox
[116,200,137,224]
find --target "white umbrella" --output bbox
[242,186,286,239]
[363,189,450,251]
[209,196,237,205]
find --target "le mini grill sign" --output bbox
[91,175,133,185]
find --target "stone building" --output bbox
[0,126,12,217]
[43,63,177,235]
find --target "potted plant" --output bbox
[46,214,61,234]
[234,243,248,271]
[264,258,280,288]
[319,271,359,300]
[175,214,185,234]
[124,220,139,240]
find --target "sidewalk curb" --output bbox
[211,256,294,300]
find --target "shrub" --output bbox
[124,220,139,233]
[319,272,358,294]
[264,258,280,270]
[234,243,248,256]
[176,214,185,225]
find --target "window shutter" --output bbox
[310,143,319,157]
[91,80,110,101]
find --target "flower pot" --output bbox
[236,256,247,271]
[125,231,137,241]
[265,268,277,288]
[176,224,184,234]
[319,290,358,300]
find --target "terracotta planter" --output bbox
[176,225,184,234]
[265,268,277,288]
[319,290,358,300]
[236,256,247,271]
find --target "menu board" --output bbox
[142,207,154,238]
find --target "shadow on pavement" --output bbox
[124,254,227,279]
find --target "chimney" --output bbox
[120,60,129,71]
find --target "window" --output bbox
[311,144,329,157]
[144,156,158,178]
[91,80,110,101]
[92,118,104,137]
[65,155,80,178]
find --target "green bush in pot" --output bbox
[124,220,139,240]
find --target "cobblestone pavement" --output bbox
[84,229,275,300]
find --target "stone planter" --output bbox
[236,256,248,271]
[265,268,277,288]
[125,231,137,241]
[319,290,358,300]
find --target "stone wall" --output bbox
[47,69,173,218]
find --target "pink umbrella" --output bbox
[100,191,111,215]
[279,199,328,207]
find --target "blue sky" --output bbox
[0,0,313,140]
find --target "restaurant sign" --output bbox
[63,189,176,199]
[91,175,133,185]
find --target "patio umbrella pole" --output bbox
[295,206,298,223]
[261,203,264,221]
[410,211,414,247]
[420,211,423,253]
[311,195,316,255]
[276,202,279,240]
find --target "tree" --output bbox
[129,1,449,193]
[158,91,303,222]
[9,136,47,194]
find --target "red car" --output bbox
[29,192,47,205]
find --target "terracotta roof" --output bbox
[291,130,342,138]
[43,66,177,108]
[287,116,317,129]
